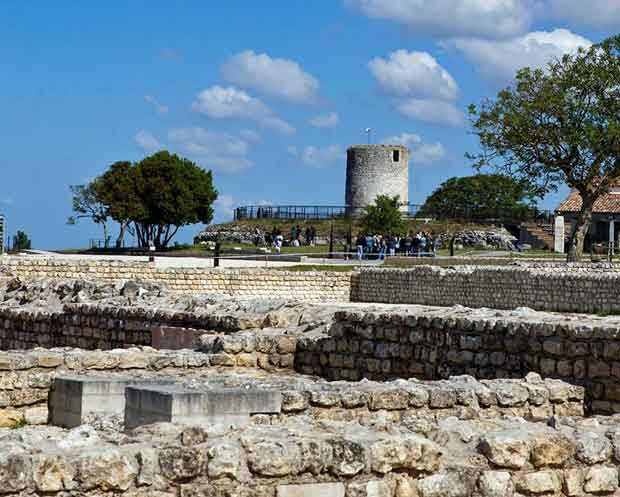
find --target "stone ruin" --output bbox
[4,260,620,496]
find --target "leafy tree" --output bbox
[361,195,407,235]
[12,231,31,251]
[468,35,620,261]
[92,161,137,248]
[419,174,536,220]
[68,181,109,246]
[130,151,217,248]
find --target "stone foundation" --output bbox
[296,307,620,410]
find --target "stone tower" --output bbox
[345,144,410,216]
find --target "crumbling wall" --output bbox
[296,309,620,411]
[0,257,352,302]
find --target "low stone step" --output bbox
[50,375,173,428]
[124,385,282,430]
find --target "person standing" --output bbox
[356,234,365,261]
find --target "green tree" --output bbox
[68,181,110,246]
[92,161,138,248]
[419,174,535,220]
[70,151,218,249]
[130,151,217,248]
[468,35,620,261]
[361,195,407,235]
[12,230,31,251]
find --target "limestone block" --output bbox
[75,448,139,491]
[563,468,584,496]
[530,434,575,467]
[514,470,562,495]
[277,483,345,497]
[575,432,612,464]
[584,466,618,494]
[477,471,514,497]
[32,454,76,492]
[158,446,205,482]
[478,432,531,469]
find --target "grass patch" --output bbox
[272,264,358,272]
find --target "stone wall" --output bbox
[0,348,214,427]
[296,309,620,411]
[0,256,352,302]
[0,304,302,367]
[7,257,620,313]
[355,266,620,313]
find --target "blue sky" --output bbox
[1,1,618,249]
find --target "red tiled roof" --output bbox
[557,190,620,214]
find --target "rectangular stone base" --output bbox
[125,385,282,430]
[50,376,171,428]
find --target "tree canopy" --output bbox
[361,195,407,235]
[13,230,31,251]
[68,181,110,246]
[469,35,620,261]
[70,151,218,249]
[419,174,535,221]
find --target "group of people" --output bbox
[253,225,317,253]
[354,232,436,260]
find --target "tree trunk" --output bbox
[102,222,109,248]
[116,221,129,248]
[567,194,595,262]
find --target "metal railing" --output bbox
[233,204,556,224]
[234,205,351,221]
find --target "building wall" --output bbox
[345,144,409,216]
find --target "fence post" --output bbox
[329,221,334,259]
[214,240,220,268]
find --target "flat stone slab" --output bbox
[277,483,345,497]
[125,385,282,430]
[50,376,172,428]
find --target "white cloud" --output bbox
[454,28,592,83]
[214,194,235,223]
[369,50,459,100]
[260,117,296,135]
[382,133,446,164]
[345,0,531,39]
[192,85,270,119]
[135,130,162,151]
[397,99,464,126]
[221,50,319,103]
[308,111,339,128]
[546,0,620,28]
[288,144,343,167]
[144,95,168,115]
[168,127,252,172]
[368,50,463,125]
[192,85,295,135]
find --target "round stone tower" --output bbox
[345,144,410,216]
